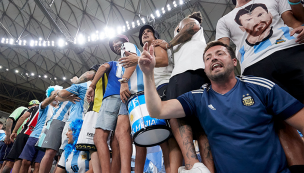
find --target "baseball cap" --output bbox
[29,100,40,106]
[138,25,160,47]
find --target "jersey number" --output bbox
[71,165,79,172]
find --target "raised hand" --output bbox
[70,76,79,83]
[86,87,95,103]
[118,51,139,68]
[138,42,156,76]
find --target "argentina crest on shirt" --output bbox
[242,93,254,106]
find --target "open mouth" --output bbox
[212,63,223,71]
[143,35,149,39]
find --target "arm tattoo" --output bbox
[203,142,213,160]
[5,119,13,134]
[168,22,197,48]
[75,71,96,84]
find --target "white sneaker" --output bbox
[178,163,211,173]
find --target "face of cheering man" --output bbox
[238,6,273,37]
[113,39,124,55]
[66,129,74,144]
[142,28,155,44]
[204,45,237,82]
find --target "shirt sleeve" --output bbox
[57,151,66,169]
[266,84,304,120]
[9,107,27,121]
[216,17,231,40]
[176,92,197,117]
[277,0,291,15]
[89,64,101,72]
[27,106,35,114]
[66,84,80,95]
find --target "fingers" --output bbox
[143,42,149,51]
[296,29,304,43]
[149,45,154,57]
[121,92,127,103]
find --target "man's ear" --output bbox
[233,58,238,67]
[239,26,246,32]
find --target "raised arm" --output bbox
[41,90,57,109]
[139,43,186,119]
[86,63,110,102]
[71,70,96,84]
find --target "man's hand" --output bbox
[70,76,79,84]
[4,135,11,145]
[67,95,80,104]
[120,83,131,103]
[86,87,95,103]
[152,39,169,50]
[291,25,304,44]
[10,133,17,142]
[138,43,156,76]
[118,51,139,68]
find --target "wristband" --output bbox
[288,0,301,5]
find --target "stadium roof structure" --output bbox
[0,0,234,113]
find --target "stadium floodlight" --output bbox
[1,38,4,43]
[173,1,177,7]
[35,41,38,46]
[117,26,122,34]
[156,10,160,17]
[6,39,8,44]
[25,73,28,76]
[23,40,26,46]
[52,41,54,46]
[162,7,166,14]
[54,77,57,80]
[9,39,14,45]
[6,68,9,71]
[122,26,126,32]
[58,39,65,47]
[38,75,41,78]
[31,72,35,76]
[19,40,22,45]
[44,75,47,78]
[15,70,19,73]
[132,22,135,28]
[0,66,2,69]
[100,32,105,40]
[167,4,171,11]
[30,40,34,46]
[179,0,183,5]
[77,34,85,45]
[91,33,96,41]
[63,77,66,80]
[137,20,140,26]
[141,18,146,24]
[151,14,155,19]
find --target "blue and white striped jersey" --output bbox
[117,42,143,94]
[51,101,72,122]
[30,104,54,138]
[0,130,6,141]
[66,81,91,122]
[58,151,90,173]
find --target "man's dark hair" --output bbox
[188,11,203,24]
[234,3,268,26]
[203,41,236,60]
[0,122,3,125]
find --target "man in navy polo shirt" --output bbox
[138,41,304,173]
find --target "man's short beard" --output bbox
[207,65,234,82]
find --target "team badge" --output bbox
[82,154,87,160]
[242,94,254,106]
[275,38,286,44]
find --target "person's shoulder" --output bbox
[238,75,275,91]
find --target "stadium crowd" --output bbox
[0,0,304,172]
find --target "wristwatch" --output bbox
[118,78,129,83]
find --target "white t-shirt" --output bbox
[154,49,173,87]
[216,0,303,73]
[58,150,90,173]
[171,28,206,77]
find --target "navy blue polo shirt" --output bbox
[177,76,303,173]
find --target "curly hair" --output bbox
[188,11,203,24]
[64,119,83,159]
[46,85,63,97]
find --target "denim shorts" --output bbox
[95,95,121,131]
[118,101,129,115]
